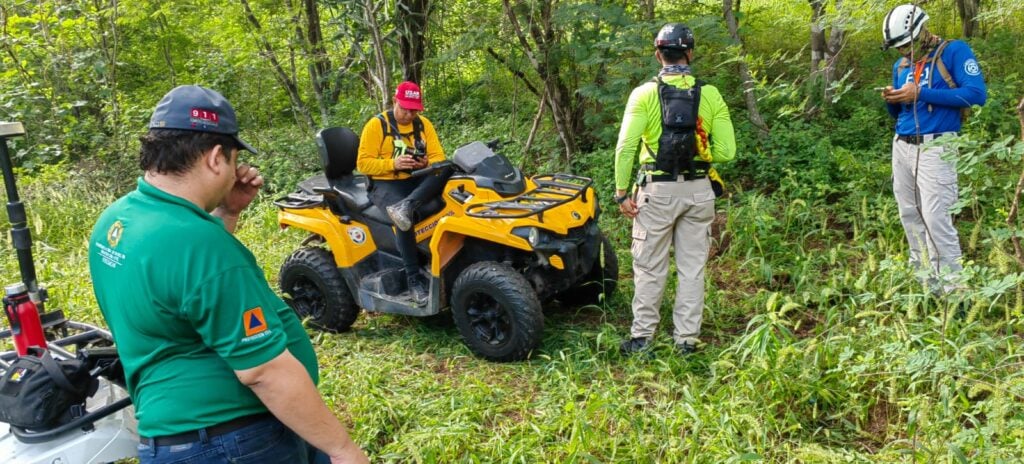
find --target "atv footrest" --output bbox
[359,268,406,297]
[357,269,438,317]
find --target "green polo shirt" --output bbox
[614,74,736,190]
[88,178,318,437]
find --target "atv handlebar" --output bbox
[485,139,508,151]
[410,159,456,178]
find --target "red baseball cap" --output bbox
[394,81,424,111]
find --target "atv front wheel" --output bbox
[451,262,543,362]
[557,233,619,307]
[279,247,359,332]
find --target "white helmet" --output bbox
[882,4,929,50]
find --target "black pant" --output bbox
[368,173,448,277]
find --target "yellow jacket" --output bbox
[356,112,445,180]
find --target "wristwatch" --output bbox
[614,193,629,204]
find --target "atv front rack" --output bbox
[465,174,593,221]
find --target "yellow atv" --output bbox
[274,127,617,362]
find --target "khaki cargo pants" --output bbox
[630,177,715,345]
[891,134,962,293]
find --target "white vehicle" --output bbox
[1,122,137,463]
[1,322,137,464]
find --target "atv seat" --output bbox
[316,127,372,214]
[316,127,444,227]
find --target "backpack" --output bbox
[897,40,971,122]
[377,111,426,158]
[652,76,706,178]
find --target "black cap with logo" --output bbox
[149,85,257,154]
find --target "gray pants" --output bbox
[630,177,715,345]
[891,134,962,292]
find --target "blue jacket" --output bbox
[886,39,987,135]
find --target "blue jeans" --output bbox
[138,416,329,464]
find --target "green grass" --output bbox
[3,162,1024,463]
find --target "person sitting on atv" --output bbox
[356,81,450,303]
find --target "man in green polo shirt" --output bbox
[89,85,368,464]
[613,23,736,357]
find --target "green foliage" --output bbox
[8,139,1024,460]
[4,0,1024,461]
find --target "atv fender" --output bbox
[278,208,376,267]
[430,231,465,276]
[429,226,532,276]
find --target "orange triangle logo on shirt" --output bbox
[243,307,268,337]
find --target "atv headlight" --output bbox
[528,227,541,247]
[512,226,544,248]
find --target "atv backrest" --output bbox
[316,127,359,180]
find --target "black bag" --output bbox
[0,348,97,429]
[654,76,702,177]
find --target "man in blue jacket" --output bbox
[880,4,986,293]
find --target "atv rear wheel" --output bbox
[557,233,619,307]
[279,247,359,332]
[451,262,543,362]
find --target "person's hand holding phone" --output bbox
[394,154,420,171]
[881,84,919,104]
[410,151,429,169]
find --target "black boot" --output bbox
[387,199,419,232]
[619,337,651,357]
[676,341,698,356]
[407,273,429,305]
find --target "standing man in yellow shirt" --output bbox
[357,81,447,303]
[614,24,736,357]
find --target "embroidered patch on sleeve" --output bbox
[243,307,268,337]
[964,58,981,76]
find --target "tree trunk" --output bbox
[91,0,119,138]
[285,0,329,126]
[156,13,176,86]
[809,0,825,75]
[240,0,316,131]
[723,0,769,137]
[524,94,547,156]
[1009,97,1024,268]
[303,0,333,124]
[639,0,655,20]
[501,0,578,162]
[485,47,541,97]
[809,0,846,109]
[304,0,331,86]
[330,34,365,104]
[0,6,33,84]
[396,0,431,84]
[823,0,845,97]
[956,0,980,38]
[360,0,392,111]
